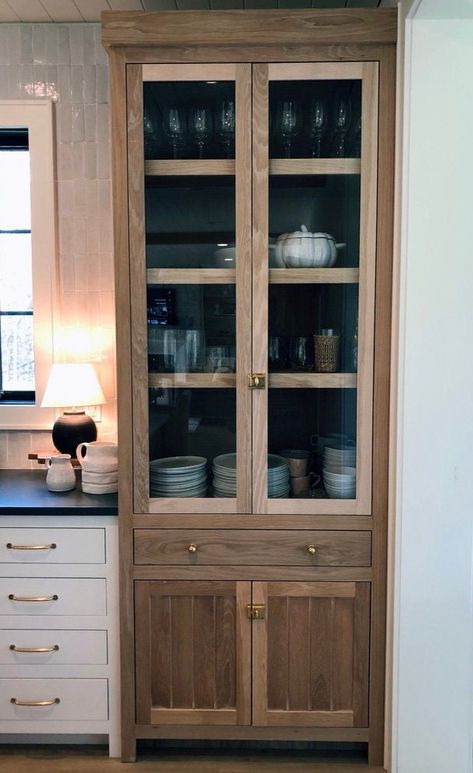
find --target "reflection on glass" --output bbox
[149,388,236,498]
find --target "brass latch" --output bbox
[248,373,266,390]
[247,603,265,620]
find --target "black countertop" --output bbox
[0,470,118,515]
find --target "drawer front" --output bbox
[0,629,107,665]
[0,578,106,616]
[134,530,371,567]
[0,528,105,564]
[0,678,108,720]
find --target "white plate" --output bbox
[213,453,237,471]
[150,456,207,474]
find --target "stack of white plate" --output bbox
[323,443,356,499]
[149,456,208,498]
[212,453,237,498]
[268,454,290,498]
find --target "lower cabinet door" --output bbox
[252,581,370,728]
[135,580,251,726]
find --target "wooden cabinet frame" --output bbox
[103,8,396,766]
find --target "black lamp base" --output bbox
[52,411,97,458]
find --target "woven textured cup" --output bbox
[314,334,340,373]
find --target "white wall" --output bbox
[392,4,473,772]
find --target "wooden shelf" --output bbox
[270,268,359,284]
[270,158,361,175]
[147,269,236,285]
[148,373,356,389]
[145,159,235,176]
[149,373,236,389]
[269,373,357,389]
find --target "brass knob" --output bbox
[187,544,197,553]
[307,545,317,555]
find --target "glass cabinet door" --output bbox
[127,64,251,514]
[252,62,378,515]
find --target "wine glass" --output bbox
[215,99,235,159]
[163,107,187,160]
[331,93,352,158]
[276,100,300,159]
[269,337,287,371]
[189,107,213,159]
[143,105,157,159]
[308,97,328,158]
[289,337,310,371]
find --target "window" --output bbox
[0,101,56,429]
[0,128,34,403]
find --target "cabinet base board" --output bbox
[134,725,369,742]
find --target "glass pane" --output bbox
[269,389,356,500]
[148,284,235,374]
[149,388,236,499]
[0,148,31,230]
[146,176,235,269]
[0,314,34,391]
[144,82,235,160]
[268,77,362,503]
[269,80,361,159]
[0,233,33,311]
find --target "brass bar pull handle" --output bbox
[6,543,56,551]
[8,594,58,602]
[307,545,317,555]
[187,544,198,553]
[11,697,60,707]
[10,644,59,653]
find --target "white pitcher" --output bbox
[46,454,76,492]
[76,441,118,473]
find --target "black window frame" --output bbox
[0,128,35,404]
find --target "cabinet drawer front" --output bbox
[134,530,371,566]
[0,528,105,564]
[0,630,107,665]
[0,578,106,616]
[0,678,108,720]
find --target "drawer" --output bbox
[0,678,108,720]
[0,578,106,616]
[0,630,107,665]
[0,528,105,564]
[134,529,371,566]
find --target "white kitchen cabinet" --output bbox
[0,515,119,757]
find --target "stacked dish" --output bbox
[149,456,208,498]
[322,443,356,499]
[212,453,237,498]
[268,454,290,498]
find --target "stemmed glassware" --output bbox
[276,100,300,159]
[331,93,352,158]
[163,107,187,160]
[189,107,213,159]
[215,99,235,159]
[308,97,328,158]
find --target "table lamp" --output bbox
[41,363,106,458]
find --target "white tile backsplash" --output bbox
[0,23,116,468]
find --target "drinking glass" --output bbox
[143,106,157,159]
[308,97,328,158]
[163,107,187,160]
[330,93,352,158]
[275,100,300,159]
[215,100,235,159]
[185,329,205,372]
[268,337,287,371]
[189,107,213,159]
[290,337,310,371]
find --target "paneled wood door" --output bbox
[135,580,251,725]
[252,581,370,727]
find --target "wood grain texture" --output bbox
[147,268,236,285]
[102,9,397,48]
[235,63,253,515]
[127,64,149,516]
[269,373,357,389]
[133,529,372,567]
[133,724,370,742]
[131,514,373,530]
[148,373,236,389]
[133,566,373,582]
[270,158,360,175]
[268,61,364,80]
[142,63,236,81]
[145,159,235,176]
[269,268,359,284]
[108,47,136,763]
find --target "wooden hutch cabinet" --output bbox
[103,8,396,764]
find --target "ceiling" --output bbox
[0,0,390,23]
